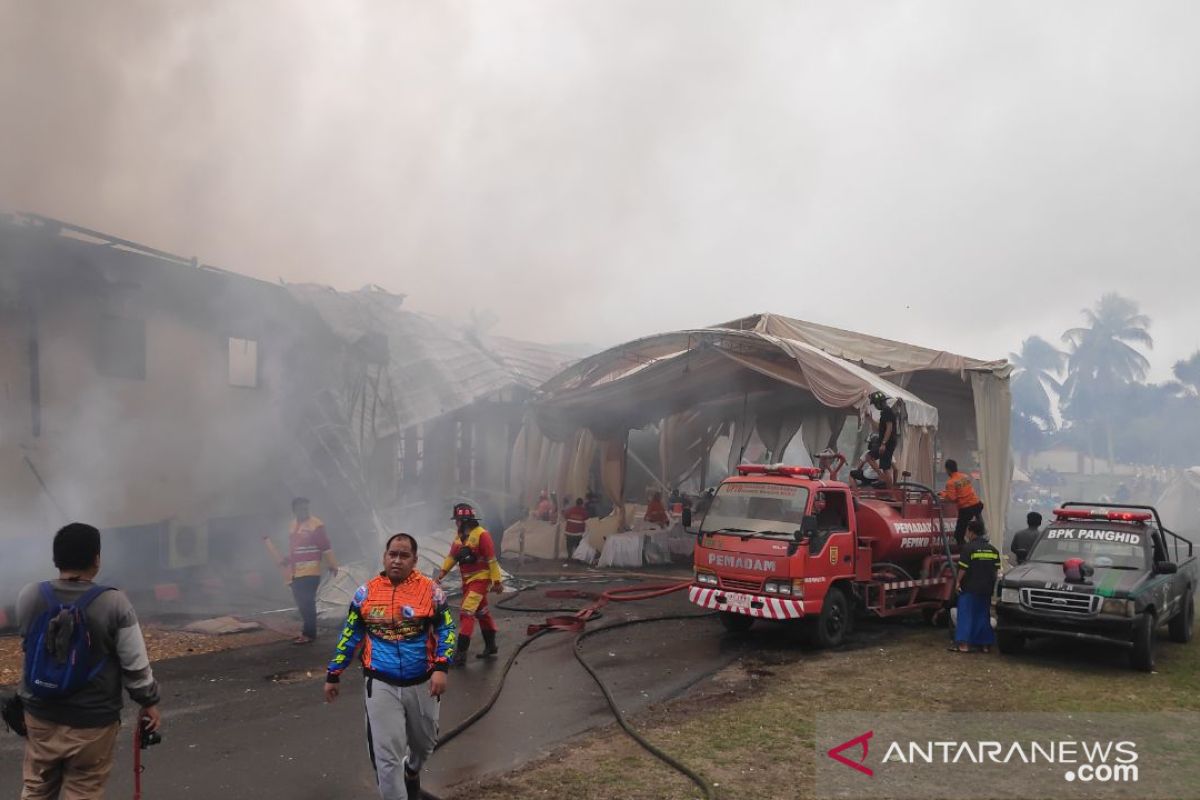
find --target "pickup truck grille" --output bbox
[1021,588,1100,615]
[720,576,763,592]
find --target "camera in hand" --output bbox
[137,717,162,749]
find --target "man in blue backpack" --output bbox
[16,523,161,799]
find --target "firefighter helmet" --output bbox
[452,502,478,523]
[868,390,888,407]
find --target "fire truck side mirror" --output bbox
[801,514,819,537]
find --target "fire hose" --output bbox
[132,725,144,800]
[421,580,718,800]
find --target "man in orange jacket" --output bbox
[433,503,504,665]
[940,459,984,548]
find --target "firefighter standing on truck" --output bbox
[940,459,985,547]
[433,503,504,665]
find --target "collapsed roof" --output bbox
[287,283,574,436]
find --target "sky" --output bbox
[2,1,1198,380]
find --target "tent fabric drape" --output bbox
[723,313,1009,377]
[756,410,803,462]
[971,372,1012,540]
[726,411,758,473]
[599,436,628,529]
[526,313,1011,540]
[899,426,936,486]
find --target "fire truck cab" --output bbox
[690,463,961,647]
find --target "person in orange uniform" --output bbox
[562,497,589,554]
[268,497,339,644]
[433,503,503,665]
[644,491,671,529]
[940,459,984,548]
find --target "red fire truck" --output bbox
[690,463,961,646]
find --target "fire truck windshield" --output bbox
[701,481,809,537]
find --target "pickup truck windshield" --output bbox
[702,481,809,536]
[1028,528,1148,570]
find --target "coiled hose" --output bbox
[421,580,717,800]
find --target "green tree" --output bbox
[1061,293,1153,471]
[1173,351,1200,395]
[1008,336,1066,468]
[1010,335,1065,428]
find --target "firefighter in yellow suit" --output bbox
[433,503,504,665]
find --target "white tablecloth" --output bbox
[643,529,672,565]
[572,538,599,564]
[597,532,644,568]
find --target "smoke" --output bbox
[4,1,1196,374]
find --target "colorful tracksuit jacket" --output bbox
[440,526,502,587]
[326,572,456,686]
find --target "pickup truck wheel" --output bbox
[1168,592,1194,644]
[719,611,755,634]
[810,586,850,648]
[996,629,1026,654]
[1129,612,1157,672]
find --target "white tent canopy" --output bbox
[521,313,1011,539]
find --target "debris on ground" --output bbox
[0,623,289,687]
[182,616,263,635]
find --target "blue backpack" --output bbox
[23,583,111,699]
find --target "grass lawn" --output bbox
[453,614,1200,800]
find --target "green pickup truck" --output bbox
[994,503,1196,671]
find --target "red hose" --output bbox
[529,581,692,634]
[132,726,142,800]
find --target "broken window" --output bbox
[227,337,259,388]
[96,315,146,380]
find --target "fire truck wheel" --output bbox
[995,628,1025,654]
[1129,612,1157,672]
[1168,592,1194,644]
[719,611,755,634]
[810,586,850,648]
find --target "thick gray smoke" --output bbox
[3,2,1199,373]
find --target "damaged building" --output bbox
[0,214,570,616]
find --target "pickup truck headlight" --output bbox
[1101,598,1134,617]
[764,579,792,596]
[695,571,718,586]
[999,587,1020,605]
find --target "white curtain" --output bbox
[725,412,758,473]
[971,372,1012,539]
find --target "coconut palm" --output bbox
[1061,294,1153,470]
[1173,351,1200,396]
[1009,335,1066,429]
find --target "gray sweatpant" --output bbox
[364,676,440,800]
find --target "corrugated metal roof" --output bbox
[288,284,573,430]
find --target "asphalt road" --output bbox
[0,579,741,800]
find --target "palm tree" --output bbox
[1009,336,1066,428]
[1173,351,1200,396]
[1061,293,1153,470]
[1008,336,1066,469]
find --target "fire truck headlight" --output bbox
[695,571,718,586]
[999,587,1019,605]
[764,580,792,596]
[791,580,806,599]
[1101,598,1134,617]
